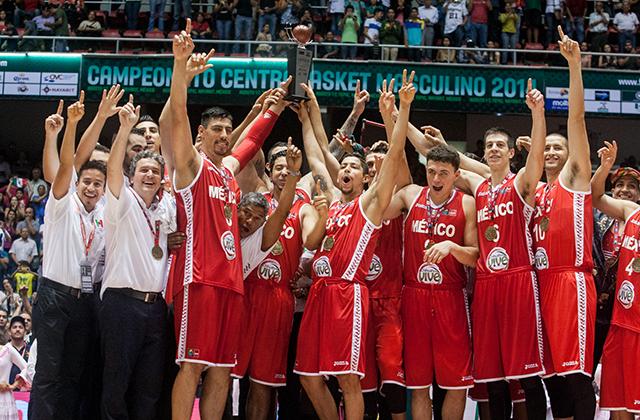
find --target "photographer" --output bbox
[339,5,360,59]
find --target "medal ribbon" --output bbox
[133,192,161,248]
[612,220,623,256]
[425,188,454,238]
[486,172,514,220]
[205,153,232,206]
[537,181,555,216]
[79,214,96,258]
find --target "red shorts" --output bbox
[469,381,525,403]
[472,270,544,381]
[538,271,596,376]
[294,280,369,377]
[361,296,405,392]
[402,285,473,389]
[600,325,640,413]
[232,283,294,386]
[174,283,243,366]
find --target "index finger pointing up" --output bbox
[185,18,192,34]
[56,99,64,115]
[78,90,85,104]
[402,68,407,85]
[527,78,532,93]
[557,25,565,39]
[315,179,322,195]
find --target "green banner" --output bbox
[0,53,81,98]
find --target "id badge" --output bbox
[80,259,94,294]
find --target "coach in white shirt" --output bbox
[99,98,175,420]
[31,92,107,420]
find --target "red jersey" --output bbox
[475,175,534,275]
[170,157,243,296]
[403,188,467,288]
[311,196,381,283]
[366,216,403,298]
[612,207,640,333]
[532,179,594,273]
[246,198,306,290]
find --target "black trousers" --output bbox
[99,289,168,420]
[29,279,95,420]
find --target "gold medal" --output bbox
[485,225,498,242]
[540,216,550,232]
[152,245,164,260]
[272,240,283,256]
[224,204,233,221]
[424,240,433,250]
[323,237,335,251]
[632,257,640,273]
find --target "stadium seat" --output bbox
[123,30,143,38]
[145,31,165,38]
[102,29,121,38]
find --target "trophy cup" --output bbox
[285,24,314,101]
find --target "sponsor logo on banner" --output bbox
[220,231,236,260]
[365,254,382,281]
[534,248,549,270]
[417,263,443,284]
[41,72,79,84]
[618,280,634,309]
[313,256,332,277]
[6,71,40,84]
[545,87,569,99]
[0,72,3,83]
[257,259,282,282]
[41,84,78,96]
[486,247,509,272]
[3,83,39,95]
[635,91,640,101]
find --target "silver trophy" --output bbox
[285,24,314,102]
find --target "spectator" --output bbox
[7,316,29,384]
[76,10,103,35]
[318,31,340,58]
[340,5,360,59]
[459,38,488,62]
[13,188,27,209]
[0,10,7,30]
[12,0,39,28]
[544,0,561,46]
[0,216,11,252]
[30,5,54,34]
[255,23,273,56]
[4,197,23,222]
[346,0,365,26]
[15,207,39,241]
[275,28,290,56]
[364,0,380,18]
[524,0,542,44]
[50,1,69,52]
[0,20,17,51]
[125,0,141,30]
[613,0,639,50]
[487,39,501,63]
[233,0,255,54]
[0,249,8,281]
[258,0,277,39]
[213,0,233,55]
[11,261,36,300]
[380,8,403,60]
[0,281,20,317]
[329,0,345,34]
[191,12,211,39]
[435,35,457,61]
[299,8,314,31]
[443,0,468,48]
[278,0,302,27]
[20,313,31,344]
[30,185,47,224]
[3,211,15,242]
[418,0,438,59]
[598,42,617,67]
[580,41,592,67]
[147,0,167,32]
[500,1,519,64]
[617,39,639,68]
[588,1,609,52]
[395,0,410,23]
[171,0,191,31]
[364,7,383,51]
[404,7,424,61]
[0,310,8,345]
[468,0,491,48]
[564,0,586,43]
[8,228,36,270]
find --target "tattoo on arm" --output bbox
[340,113,359,137]
[314,175,328,193]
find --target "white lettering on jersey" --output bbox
[366,254,383,281]
[534,248,549,270]
[281,226,295,240]
[326,214,352,230]
[258,259,282,283]
[417,263,443,284]
[618,280,635,309]
[477,202,514,223]
[622,235,640,253]
[486,247,510,272]
[208,186,238,204]
[220,231,236,260]
[411,220,456,237]
[313,256,332,277]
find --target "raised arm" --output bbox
[362,70,414,225]
[42,100,65,184]
[107,96,140,198]
[515,79,546,204]
[229,89,272,149]
[74,84,124,171]
[591,141,639,221]
[52,92,85,200]
[300,180,329,250]
[557,26,592,191]
[261,140,302,251]
[378,80,412,189]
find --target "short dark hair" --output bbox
[201,106,233,127]
[345,4,354,11]
[267,142,288,164]
[367,141,388,155]
[239,192,269,215]
[484,127,514,149]
[78,160,107,179]
[137,114,157,125]
[374,7,384,14]
[268,150,287,168]
[94,143,111,153]
[341,153,368,175]
[411,7,419,12]
[426,145,461,171]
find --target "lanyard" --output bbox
[425,188,454,237]
[538,181,555,216]
[78,212,96,258]
[133,190,161,248]
[205,153,232,205]
[486,172,514,220]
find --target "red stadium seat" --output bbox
[123,30,143,38]
[102,29,121,38]
[145,30,165,38]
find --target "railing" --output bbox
[1,35,637,69]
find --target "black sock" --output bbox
[543,375,574,418]
[565,373,596,420]
[519,376,547,420]
[487,381,510,420]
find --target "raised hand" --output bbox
[118,94,141,129]
[186,49,215,79]
[172,18,194,61]
[398,69,416,105]
[597,140,618,171]
[557,25,580,66]
[286,137,303,173]
[300,82,319,107]
[97,84,125,119]
[289,102,309,123]
[420,125,446,148]
[253,88,273,114]
[332,130,354,154]
[312,179,328,219]
[67,91,85,123]
[378,78,395,116]
[516,135,532,152]
[45,100,65,135]
[524,78,544,113]
[353,80,370,115]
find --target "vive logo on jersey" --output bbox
[417,263,443,284]
[220,231,236,260]
[534,248,549,270]
[366,254,383,281]
[618,280,635,309]
[258,259,282,283]
[313,256,332,277]
[486,247,510,272]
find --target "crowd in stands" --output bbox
[0,0,638,65]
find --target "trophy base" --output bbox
[284,94,309,102]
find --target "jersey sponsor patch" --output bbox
[417,263,443,285]
[618,280,635,309]
[257,259,282,283]
[220,231,236,260]
[313,256,332,277]
[534,247,549,270]
[365,254,383,281]
[486,247,510,272]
